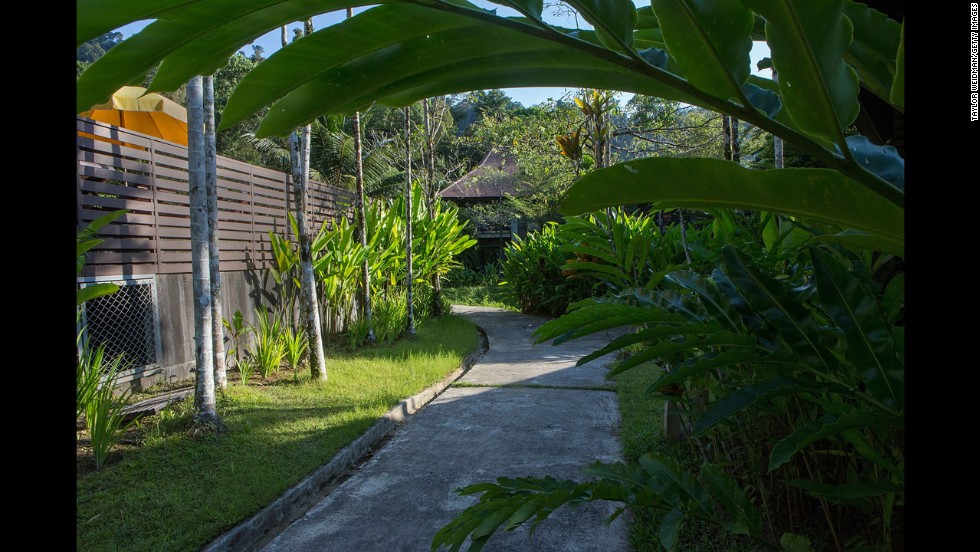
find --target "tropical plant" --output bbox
[347,314,374,350]
[77,1,904,548]
[557,208,688,293]
[269,229,301,330]
[77,328,109,425]
[76,1,904,255]
[77,209,127,306]
[500,223,599,316]
[444,263,500,288]
[372,289,409,346]
[78,341,133,469]
[222,310,252,373]
[249,306,286,379]
[282,325,308,382]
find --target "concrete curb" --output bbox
[201,327,488,552]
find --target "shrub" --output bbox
[501,223,599,317]
[444,263,500,288]
[249,306,285,379]
[373,289,408,346]
[78,341,133,469]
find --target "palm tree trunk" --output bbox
[731,117,740,164]
[352,109,375,344]
[422,97,443,318]
[187,76,219,425]
[290,18,328,381]
[203,75,227,391]
[678,208,692,265]
[404,106,415,336]
[722,115,733,161]
[291,128,328,381]
[348,8,375,345]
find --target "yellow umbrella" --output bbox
[80,86,188,146]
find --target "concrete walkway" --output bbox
[258,306,629,552]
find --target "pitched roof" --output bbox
[439,150,522,200]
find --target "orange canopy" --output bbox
[80,86,188,146]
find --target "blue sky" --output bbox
[115,1,771,107]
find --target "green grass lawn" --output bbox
[441,285,519,311]
[76,314,477,552]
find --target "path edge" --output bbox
[200,324,489,552]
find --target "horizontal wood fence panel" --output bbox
[78,117,353,277]
[80,180,155,200]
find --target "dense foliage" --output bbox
[77,1,904,550]
[268,186,475,346]
[500,223,599,316]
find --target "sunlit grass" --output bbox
[441,285,518,311]
[76,315,477,552]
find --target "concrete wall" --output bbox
[116,268,280,392]
[109,268,358,392]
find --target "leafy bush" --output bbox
[347,314,373,350]
[444,263,500,288]
[78,341,133,469]
[557,209,690,292]
[282,325,308,381]
[248,306,285,379]
[500,223,599,317]
[222,310,252,373]
[372,289,408,346]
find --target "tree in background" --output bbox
[212,52,267,166]
[76,31,122,76]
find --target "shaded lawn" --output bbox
[613,361,764,552]
[76,315,477,552]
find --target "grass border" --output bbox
[201,325,489,552]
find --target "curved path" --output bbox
[258,306,629,552]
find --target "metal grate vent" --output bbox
[79,278,160,370]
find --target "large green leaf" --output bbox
[77,283,120,306]
[652,0,754,101]
[486,0,543,20]
[700,463,762,536]
[561,158,904,257]
[634,5,665,44]
[77,0,290,112]
[658,509,684,551]
[692,375,809,435]
[810,248,903,408]
[219,3,464,130]
[246,22,699,135]
[723,246,839,372]
[844,135,904,190]
[842,0,902,106]
[649,350,801,394]
[534,303,688,343]
[889,20,905,112]
[783,479,902,508]
[745,0,860,145]
[564,0,637,53]
[77,239,104,260]
[768,410,903,471]
[76,0,197,46]
[575,323,725,365]
[605,333,758,378]
[150,0,383,92]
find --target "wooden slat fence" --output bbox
[77,117,355,277]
